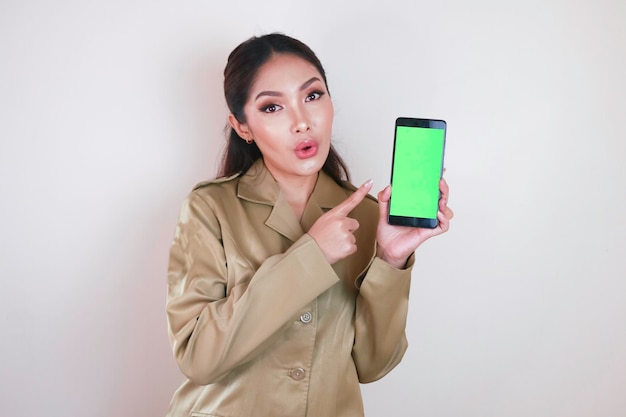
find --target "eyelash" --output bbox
[260,104,281,113]
[259,90,326,113]
[306,90,324,101]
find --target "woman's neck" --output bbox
[274,173,318,221]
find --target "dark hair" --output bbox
[218,33,350,184]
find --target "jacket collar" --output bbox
[238,159,348,241]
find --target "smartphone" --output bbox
[388,117,447,228]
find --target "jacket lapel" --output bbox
[300,172,347,232]
[237,160,304,242]
[265,191,305,242]
[238,160,349,242]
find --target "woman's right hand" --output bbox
[308,180,373,264]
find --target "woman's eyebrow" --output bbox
[254,77,322,101]
[300,77,322,91]
[255,90,281,100]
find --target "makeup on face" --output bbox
[239,54,334,184]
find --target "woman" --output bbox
[166,33,453,417]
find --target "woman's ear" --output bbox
[228,113,252,142]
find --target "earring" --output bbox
[245,138,253,145]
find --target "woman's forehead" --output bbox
[250,54,323,92]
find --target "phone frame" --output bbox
[388,117,447,228]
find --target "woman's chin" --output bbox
[298,154,327,176]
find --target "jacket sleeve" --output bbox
[166,191,339,385]
[352,254,414,383]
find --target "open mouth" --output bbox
[295,140,318,159]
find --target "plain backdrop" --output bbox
[1,1,625,416]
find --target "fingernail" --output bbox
[363,179,373,188]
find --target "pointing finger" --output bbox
[333,179,373,216]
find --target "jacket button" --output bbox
[299,312,312,324]
[289,367,306,381]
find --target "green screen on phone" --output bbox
[389,125,445,219]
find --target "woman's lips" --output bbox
[295,139,318,159]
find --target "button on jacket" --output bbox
[166,160,413,417]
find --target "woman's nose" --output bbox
[295,120,310,133]
[291,107,311,133]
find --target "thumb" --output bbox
[377,185,391,223]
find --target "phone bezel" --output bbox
[388,117,447,228]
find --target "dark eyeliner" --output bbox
[259,103,279,113]
[307,90,324,101]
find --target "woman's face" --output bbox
[231,53,334,184]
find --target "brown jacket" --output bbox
[166,160,413,417]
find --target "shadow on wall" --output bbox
[107,49,232,416]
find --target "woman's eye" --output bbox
[261,104,281,113]
[306,91,324,102]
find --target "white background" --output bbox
[1,1,625,416]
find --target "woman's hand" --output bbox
[308,180,374,265]
[376,178,454,269]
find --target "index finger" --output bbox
[332,179,373,216]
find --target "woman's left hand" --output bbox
[375,178,454,269]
